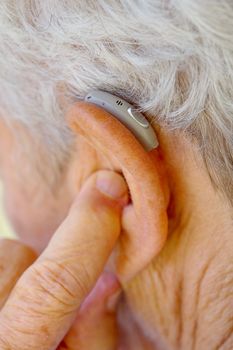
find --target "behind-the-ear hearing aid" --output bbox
[84,90,159,151]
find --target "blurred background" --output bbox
[0,183,15,238]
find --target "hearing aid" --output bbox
[84,90,159,151]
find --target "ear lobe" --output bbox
[67,102,169,282]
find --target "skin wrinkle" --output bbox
[166,222,193,348]
[32,259,91,305]
[198,269,232,321]
[214,326,233,350]
[7,302,72,319]
[0,310,51,350]
[36,264,77,300]
[146,269,166,339]
[4,259,90,328]
[191,254,218,350]
[130,224,232,350]
[210,284,233,349]
[153,267,166,301]
[166,191,193,242]
[175,278,183,349]
[151,268,169,339]
[2,301,54,324]
[1,323,52,350]
[216,292,233,322]
[162,251,188,339]
[0,336,12,350]
[31,274,74,309]
[121,267,170,348]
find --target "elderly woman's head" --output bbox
[0,1,232,349]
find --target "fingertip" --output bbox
[96,170,129,201]
[72,170,129,210]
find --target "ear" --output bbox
[67,102,169,282]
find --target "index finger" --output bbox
[0,170,128,350]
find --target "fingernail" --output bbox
[96,171,128,199]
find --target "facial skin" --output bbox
[0,103,232,350]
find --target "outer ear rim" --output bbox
[67,102,169,282]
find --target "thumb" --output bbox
[0,170,128,350]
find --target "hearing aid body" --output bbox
[84,91,159,151]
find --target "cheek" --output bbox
[2,185,71,254]
[0,121,73,253]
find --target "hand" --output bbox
[0,170,128,350]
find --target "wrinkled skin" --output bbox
[0,103,232,350]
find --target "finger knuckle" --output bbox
[0,239,35,257]
[28,259,90,309]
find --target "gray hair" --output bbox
[0,0,233,202]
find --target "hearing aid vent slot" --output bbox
[116,100,123,106]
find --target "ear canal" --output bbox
[67,102,169,282]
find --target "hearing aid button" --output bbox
[127,107,149,128]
